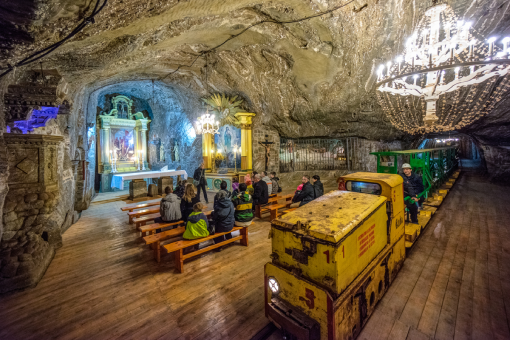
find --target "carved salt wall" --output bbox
[0,134,63,293]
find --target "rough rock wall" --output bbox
[479,145,510,183]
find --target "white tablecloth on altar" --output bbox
[111,170,188,190]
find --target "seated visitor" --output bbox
[183,202,212,240]
[232,183,254,227]
[312,175,324,198]
[174,180,186,199]
[214,180,231,205]
[270,172,280,194]
[181,183,200,222]
[400,163,424,224]
[252,174,269,210]
[212,191,235,250]
[261,171,273,194]
[292,175,315,207]
[232,177,240,196]
[154,186,182,233]
[244,173,253,190]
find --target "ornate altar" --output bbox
[97,96,151,190]
[200,111,256,192]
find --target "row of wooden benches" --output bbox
[120,193,296,272]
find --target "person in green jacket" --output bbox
[232,183,254,227]
[183,202,212,240]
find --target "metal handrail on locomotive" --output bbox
[265,172,406,340]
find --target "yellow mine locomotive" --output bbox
[264,173,405,340]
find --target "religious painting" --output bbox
[214,125,241,168]
[111,128,135,161]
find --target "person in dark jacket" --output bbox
[252,174,269,211]
[181,183,200,222]
[312,175,324,199]
[212,191,235,249]
[400,163,424,224]
[292,175,315,207]
[232,183,254,226]
[154,186,182,233]
[214,180,231,205]
[174,180,186,199]
[193,162,208,203]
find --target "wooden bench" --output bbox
[164,226,249,273]
[139,220,184,236]
[120,200,160,212]
[255,194,294,218]
[281,208,297,215]
[144,226,186,262]
[261,204,288,221]
[133,213,161,229]
[127,207,160,224]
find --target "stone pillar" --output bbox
[1,134,63,293]
[235,112,256,172]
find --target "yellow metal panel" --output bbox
[265,263,330,340]
[333,205,387,294]
[273,191,387,243]
[271,203,387,295]
[341,172,403,188]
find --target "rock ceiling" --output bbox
[2,0,510,143]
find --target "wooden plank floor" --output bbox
[360,169,510,340]
[1,172,509,339]
[0,190,272,340]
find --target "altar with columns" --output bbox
[97,95,151,192]
[200,111,256,192]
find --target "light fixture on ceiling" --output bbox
[375,1,510,135]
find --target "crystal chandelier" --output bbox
[376,1,510,134]
[196,112,220,135]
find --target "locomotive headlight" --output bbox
[268,277,279,294]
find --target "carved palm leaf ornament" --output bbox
[201,93,246,126]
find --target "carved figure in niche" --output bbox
[224,126,232,150]
[173,140,180,162]
[117,101,129,119]
[160,144,165,162]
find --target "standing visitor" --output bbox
[154,186,182,233]
[292,175,315,206]
[312,175,324,198]
[252,174,269,210]
[193,162,208,204]
[181,183,200,222]
[270,172,280,194]
[212,191,235,250]
[261,171,273,194]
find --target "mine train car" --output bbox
[265,173,406,340]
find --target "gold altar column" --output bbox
[202,132,212,170]
[234,112,256,172]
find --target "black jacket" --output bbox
[193,167,206,185]
[400,172,424,198]
[174,184,186,199]
[253,180,269,204]
[180,196,200,222]
[213,197,235,233]
[313,180,324,199]
[214,189,232,205]
[293,182,315,206]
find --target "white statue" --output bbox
[160,144,165,162]
[174,141,180,162]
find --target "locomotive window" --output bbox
[345,181,382,195]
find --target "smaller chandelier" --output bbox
[376,2,510,134]
[196,112,220,135]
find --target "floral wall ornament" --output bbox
[375,2,510,135]
[201,93,247,126]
